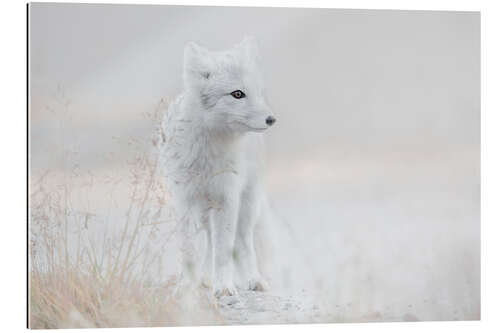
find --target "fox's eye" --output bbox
[230,90,246,99]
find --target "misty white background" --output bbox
[29,3,479,322]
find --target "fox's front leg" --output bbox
[179,206,203,285]
[211,195,240,297]
[234,190,269,292]
[201,219,213,288]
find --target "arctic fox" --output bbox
[160,37,276,297]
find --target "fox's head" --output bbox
[183,37,276,134]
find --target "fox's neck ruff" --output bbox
[167,94,247,178]
[183,93,246,150]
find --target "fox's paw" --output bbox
[247,277,269,292]
[214,285,238,298]
[213,281,238,298]
[201,274,212,289]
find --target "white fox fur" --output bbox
[160,37,275,297]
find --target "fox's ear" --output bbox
[237,36,260,62]
[183,42,213,83]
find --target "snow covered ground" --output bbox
[261,147,479,322]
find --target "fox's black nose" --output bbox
[265,116,276,126]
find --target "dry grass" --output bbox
[29,97,223,328]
